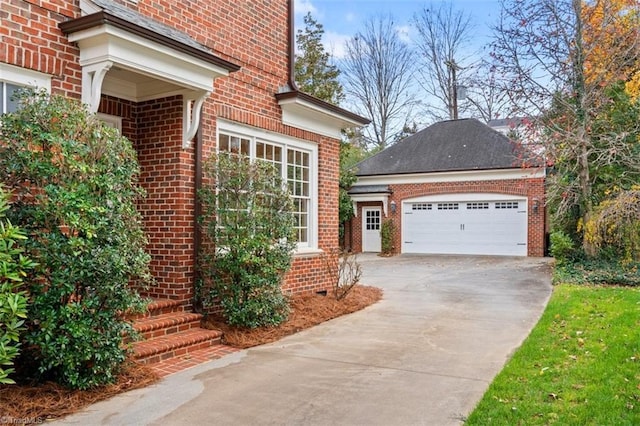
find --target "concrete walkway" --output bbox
[56,254,552,426]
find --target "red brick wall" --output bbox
[351,177,546,257]
[4,0,341,305]
[1,0,81,97]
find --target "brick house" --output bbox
[347,119,546,257]
[2,0,368,311]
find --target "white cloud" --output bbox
[323,31,352,60]
[345,12,356,23]
[295,0,318,16]
[395,25,412,44]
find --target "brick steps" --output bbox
[129,298,223,365]
[133,311,204,340]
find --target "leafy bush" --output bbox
[553,258,640,286]
[198,153,295,328]
[549,231,576,264]
[0,90,151,389]
[0,188,36,384]
[380,219,395,255]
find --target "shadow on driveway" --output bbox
[56,254,553,426]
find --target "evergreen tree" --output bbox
[295,12,344,105]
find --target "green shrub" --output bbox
[380,219,395,255]
[0,90,151,389]
[553,257,640,286]
[549,231,576,264]
[198,153,295,328]
[0,188,36,384]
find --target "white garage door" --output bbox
[402,197,528,256]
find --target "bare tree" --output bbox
[492,0,640,251]
[464,59,512,123]
[413,2,474,121]
[341,15,417,150]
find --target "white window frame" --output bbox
[216,120,319,252]
[0,64,51,113]
[96,113,123,132]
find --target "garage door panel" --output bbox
[402,198,527,256]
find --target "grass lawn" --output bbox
[466,284,640,425]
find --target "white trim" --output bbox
[216,120,319,252]
[278,97,364,139]
[182,91,210,149]
[403,193,528,203]
[68,25,230,94]
[353,167,545,187]
[96,112,122,131]
[81,61,113,112]
[0,63,51,91]
[350,193,390,217]
[66,22,231,148]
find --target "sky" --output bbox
[294,0,503,59]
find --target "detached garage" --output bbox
[348,119,546,257]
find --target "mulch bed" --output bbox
[0,284,382,421]
[202,284,383,348]
[0,361,159,422]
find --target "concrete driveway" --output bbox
[56,254,552,426]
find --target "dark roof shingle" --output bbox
[355,118,525,176]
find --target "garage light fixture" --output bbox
[390,200,397,214]
[532,198,540,214]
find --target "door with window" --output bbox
[362,207,382,252]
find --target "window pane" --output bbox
[6,83,21,113]
[287,148,311,244]
[219,133,229,151]
[240,138,249,155]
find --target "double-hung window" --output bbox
[0,63,51,114]
[217,121,317,251]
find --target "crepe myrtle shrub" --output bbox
[0,90,151,389]
[198,152,295,328]
[0,188,37,384]
[321,248,362,301]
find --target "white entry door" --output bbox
[362,207,382,252]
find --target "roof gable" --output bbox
[356,118,525,176]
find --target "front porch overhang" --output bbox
[276,90,370,139]
[348,185,393,217]
[60,6,240,148]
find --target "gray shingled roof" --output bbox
[347,185,391,195]
[90,0,212,54]
[355,118,524,176]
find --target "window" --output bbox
[467,202,489,210]
[0,63,51,114]
[437,203,459,210]
[495,201,519,209]
[0,82,22,114]
[287,148,310,244]
[217,123,317,250]
[96,113,123,132]
[365,209,381,230]
[412,203,432,210]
